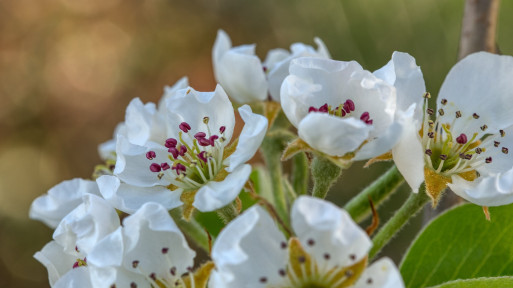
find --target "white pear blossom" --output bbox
[210,196,404,288]
[111,84,267,213]
[85,202,212,288]
[34,194,119,287]
[280,57,403,161]
[30,178,102,228]
[389,52,513,206]
[212,29,330,103]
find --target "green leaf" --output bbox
[428,277,513,288]
[400,203,513,288]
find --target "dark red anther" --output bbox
[146,151,156,160]
[179,122,191,133]
[360,112,373,125]
[168,147,179,159]
[343,99,355,113]
[219,126,226,134]
[165,138,177,148]
[198,137,211,147]
[73,261,79,269]
[172,163,187,175]
[456,133,468,144]
[161,163,170,171]
[194,132,206,140]
[179,145,187,156]
[318,103,329,113]
[198,151,208,163]
[308,106,318,113]
[150,163,162,172]
[209,135,219,146]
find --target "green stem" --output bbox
[292,152,309,195]
[344,165,404,223]
[311,156,342,199]
[369,185,430,260]
[260,133,290,222]
[169,208,210,252]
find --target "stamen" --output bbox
[179,122,191,133]
[146,151,156,160]
[500,130,506,137]
[219,126,226,134]
[494,141,500,147]
[481,125,488,131]
[427,108,434,115]
[502,147,509,154]
[150,163,161,172]
[438,109,445,116]
[486,157,493,163]
[425,149,433,156]
[165,138,177,148]
[456,134,467,144]
[455,111,461,118]
[161,163,171,171]
[440,98,447,105]
[473,113,480,119]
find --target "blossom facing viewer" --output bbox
[110,84,267,216]
[209,196,404,288]
[390,52,513,206]
[280,57,404,165]
[213,29,330,103]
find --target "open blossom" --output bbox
[389,52,513,206]
[110,84,267,214]
[34,194,120,287]
[280,57,403,163]
[210,196,404,288]
[86,202,213,288]
[212,29,330,103]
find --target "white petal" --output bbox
[54,267,92,288]
[438,52,513,133]
[212,30,267,103]
[34,241,77,286]
[291,196,371,268]
[89,266,150,288]
[354,120,402,161]
[122,203,195,277]
[211,206,288,288]
[165,85,236,143]
[97,175,182,214]
[98,122,126,161]
[354,257,404,288]
[158,76,189,110]
[124,98,158,146]
[450,168,513,206]
[392,106,425,193]
[53,194,120,255]
[212,30,232,81]
[87,228,124,268]
[374,51,426,114]
[29,178,100,228]
[224,105,267,172]
[266,38,330,101]
[298,113,371,156]
[114,135,169,187]
[193,164,251,212]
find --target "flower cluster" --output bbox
[31,29,513,288]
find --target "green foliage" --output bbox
[428,277,513,288]
[401,203,513,288]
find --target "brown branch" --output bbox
[458,0,501,60]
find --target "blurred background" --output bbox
[1,0,512,286]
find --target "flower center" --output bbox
[420,93,508,177]
[308,100,373,125]
[147,117,227,190]
[258,238,370,288]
